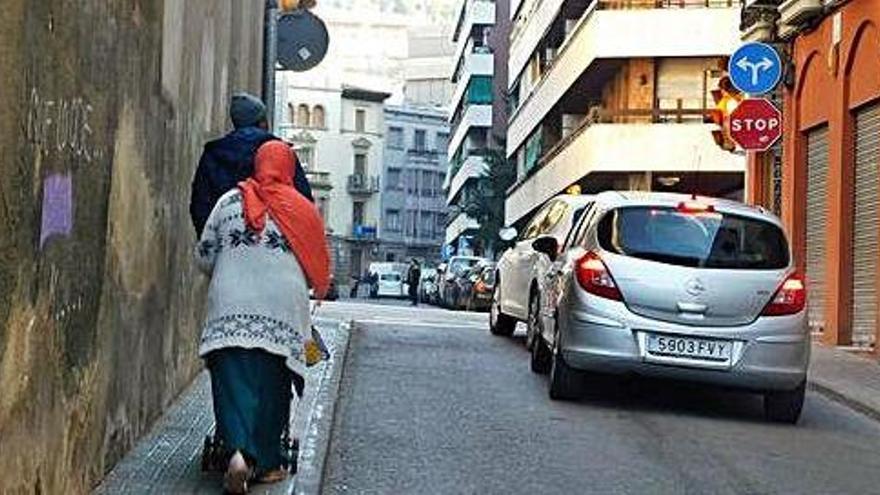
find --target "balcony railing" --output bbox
[306,170,333,190]
[407,147,444,159]
[351,224,378,241]
[347,174,380,195]
[531,100,711,176]
[598,0,736,9]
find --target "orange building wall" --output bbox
[783,0,880,347]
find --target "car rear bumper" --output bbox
[560,301,810,392]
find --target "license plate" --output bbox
[646,334,731,363]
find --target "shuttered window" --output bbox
[852,104,880,347]
[806,126,829,332]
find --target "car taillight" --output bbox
[762,273,806,316]
[575,251,623,301]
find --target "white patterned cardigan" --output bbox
[195,189,310,375]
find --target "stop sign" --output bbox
[729,98,782,151]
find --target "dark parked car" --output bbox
[457,262,496,312]
[440,256,484,309]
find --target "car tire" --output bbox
[530,334,552,375]
[549,337,581,401]
[489,285,516,337]
[764,381,806,424]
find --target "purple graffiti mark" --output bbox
[40,173,73,249]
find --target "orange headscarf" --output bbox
[238,141,331,298]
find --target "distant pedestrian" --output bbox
[407,259,421,306]
[190,93,313,237]
[369,271,379,298]
[349,274,361,299]
[195,141,330,493]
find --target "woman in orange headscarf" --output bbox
[195,141,330,493]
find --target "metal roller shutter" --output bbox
[806,126,829,332]
[852,104,880,347]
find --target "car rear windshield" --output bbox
[381,274,401,281]
[597,206,789,269]
[450,259,479,275]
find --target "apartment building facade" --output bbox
[404,27,457,108]
[445,0,511,257]
[379,106,451,264]
[277,79,391,283]
[504,0,746,227]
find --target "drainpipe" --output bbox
[263,0,278,130]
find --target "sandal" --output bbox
[224,451,251,494]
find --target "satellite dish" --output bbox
[276,10,329,72]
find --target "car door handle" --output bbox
[677,302,708,314]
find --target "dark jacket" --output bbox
[189,127,313,236]
[407,265,421,293]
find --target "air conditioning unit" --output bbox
[778,0,823,29]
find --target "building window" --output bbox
[287,103,296,125]
[406,170,416,194]
[386,209,401,232]
[312,105,326,128]
[386,168,401,190]
[436,132,449,153]
[420,212,432,238]
[414,129,427,151]
[317,197,329,221]
[355,109,367,132]
[421,170,432,197]
[388,127,404,148]
[297,147,315,171]
[406,211,416,237]
[352,201,365,226]
[297,104,311,127]
[354,153,367,175]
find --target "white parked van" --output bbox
[369,262,407,298]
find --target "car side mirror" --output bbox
[532,236,559,261]
[499,227,518,242]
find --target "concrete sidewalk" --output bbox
[93,319,350,495]
[809,342,880,422]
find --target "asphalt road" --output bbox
[321,301,880,495]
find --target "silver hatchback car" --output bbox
[528,192,809,423]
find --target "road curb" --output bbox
[292,320,353,495]
[808,380,880,423]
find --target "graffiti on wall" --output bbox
[26,88,105,163]
[40,173,73,249]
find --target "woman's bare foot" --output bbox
[224,451,250,494]
[256,468,288,484]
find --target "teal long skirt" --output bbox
[206,348,301,471]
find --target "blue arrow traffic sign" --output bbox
[728,42,782,95]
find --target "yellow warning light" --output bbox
[566,185,582,195]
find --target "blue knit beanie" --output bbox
[230,93,268,129]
